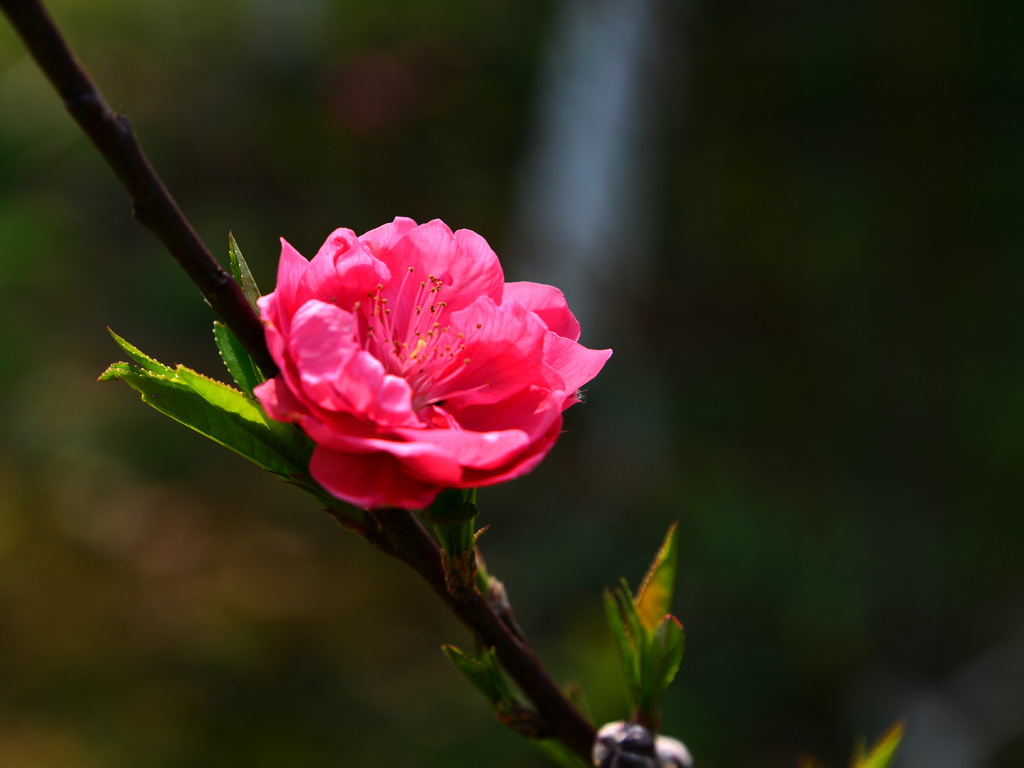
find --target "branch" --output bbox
[0,0,277,377]
[367,508,597,760]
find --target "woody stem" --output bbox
[366,508,597,760]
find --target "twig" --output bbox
[368,508,597,759]
[1,0,597,761]
[0,0,277,377]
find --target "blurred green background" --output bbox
[2,1,1022,766]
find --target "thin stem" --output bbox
[0,0,277,377]
[367,508,596,760]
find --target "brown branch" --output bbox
[0,0,277,377]
[2,0,596,760]
[368,508,597,760]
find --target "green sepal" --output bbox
[427,488,480,596]
[213,320,265,397]
[425,487,479,524]
[229,232,261,309]
[852,722,904,768]
[101,339,311,477]
[636,522,679,632]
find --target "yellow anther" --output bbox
[408,338,428,360]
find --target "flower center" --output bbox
[353,267,472,407]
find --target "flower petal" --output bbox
[269,239,311,329]
[359,216,419,255]
[503,281,581,341]
[253,377,305,423]
[300,228,391,312]
[434,296,548,407]
[288,300,361,411]
[447,383,565,441]
[392,424,530,470]
[310,447,441,509]
[382,219,504,314]
[287,300,418,426]
[460,419,563,488]
[543,334,613,405]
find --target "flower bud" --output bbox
[593,722,694,768]
[593,721,658,768]
[655,735,693,768]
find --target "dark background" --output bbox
[1,1,1022,766]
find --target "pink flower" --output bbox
[254,217,611,510]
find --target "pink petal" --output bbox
[269,239,311,327]
[359,216,419,255]
[300,228,392,311]
[382,220,504,314]
[287,300,361,410]
[310,447,441,510]
[392,425,530,470]
[459,419,563,487]
[257,294,289,363]
[253,377,306,423]
[543,334,613,402]
[287,300,417,426]
[335,352,417,427]
[447,384,565,441]
[433,297,547,407]
[503,281,581,341]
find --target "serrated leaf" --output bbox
[616,579,645,654]
[103,354,310,476]
[107,329,174,376]
[852,722,904,768]
[98,361,134,382]
[213,321,265,397]
[636,523,679,632]
[604,587,641,711]
[229,233,261,309]
[442,646,510,707]
[651,614,685,694]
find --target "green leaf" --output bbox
[604,587,641,711]
[442,645,517,709]
[213,321,265,397]
[636,523,679,632]
[444,645,498,700]
[852,722,904,768]
[651,614,685,695]
[229,232,261,309]
[107,328,174,376]
[101,347,310,477]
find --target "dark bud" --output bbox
[655,735,693,768]
[593,721,658,768]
